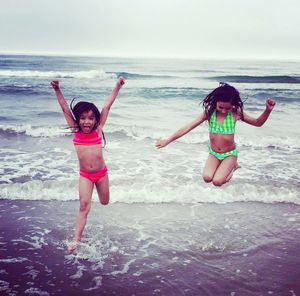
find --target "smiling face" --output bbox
[216,101,233,114]
[79,110,97,133]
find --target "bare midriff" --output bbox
[209,133,236,153]
[74,144,105,172]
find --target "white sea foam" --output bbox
[0,122,299,205]
[0,69,116,80]
[110,259,136,276]
[0,280,9,292]
[23,269,40,280]
[0,177,299,204]
[2,122,298,150]
[84,276,103,291]
[0,124,68,138]
[24,287,50,296]
[11,235,47,249]
[0,257,29,263]
[69,265,87,280]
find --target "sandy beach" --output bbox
[1,199,299,295]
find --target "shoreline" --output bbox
[1,199,300,295]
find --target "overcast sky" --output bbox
[1,0,299,59]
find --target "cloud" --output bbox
[1,0,299,59]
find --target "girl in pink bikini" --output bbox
[51,77,125,252]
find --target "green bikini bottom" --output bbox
[208,146,238,160]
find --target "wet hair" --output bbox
[70,98,106,146]
[202,82,244,120]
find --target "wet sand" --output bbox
[0,199,300,295]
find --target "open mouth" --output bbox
[82,126,91,132]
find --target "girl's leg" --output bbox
[225,161,241,183]
[212,156,238,186]
[68,176,94,252]
[202,154,221,183]
[95,174,110,205]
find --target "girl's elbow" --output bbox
[251,119,263,127]
[256,120,266,127]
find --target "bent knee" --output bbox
[202,174,213,183]
[212,178,225,187]
[100,195,109,205]
[100,200,109,205]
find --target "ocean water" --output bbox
[0,54,299,204]
[0,55,300,295]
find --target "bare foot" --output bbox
[68,241,79,253]
[234,163,241,171]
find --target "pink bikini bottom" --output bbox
[80,166,108,183]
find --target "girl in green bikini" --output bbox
[155,83,276,187]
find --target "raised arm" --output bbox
[242,98,276,127]
[155,112,207,149]
[99,76,125,129]
[51,81,76,129]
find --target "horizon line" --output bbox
[0,50,300,61]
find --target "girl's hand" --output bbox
[155,138,169,149]
[116,76,125,89]
[266,98,276,111]
[51,80,60,90]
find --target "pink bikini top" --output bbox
[73,130,102,146]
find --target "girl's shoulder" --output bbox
[96,126,103,134]
[232,110,242,121]
[203,110,211,120]
[71,125,79,134]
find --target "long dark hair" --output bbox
[202,83,244,120]
[70,98,106,147]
